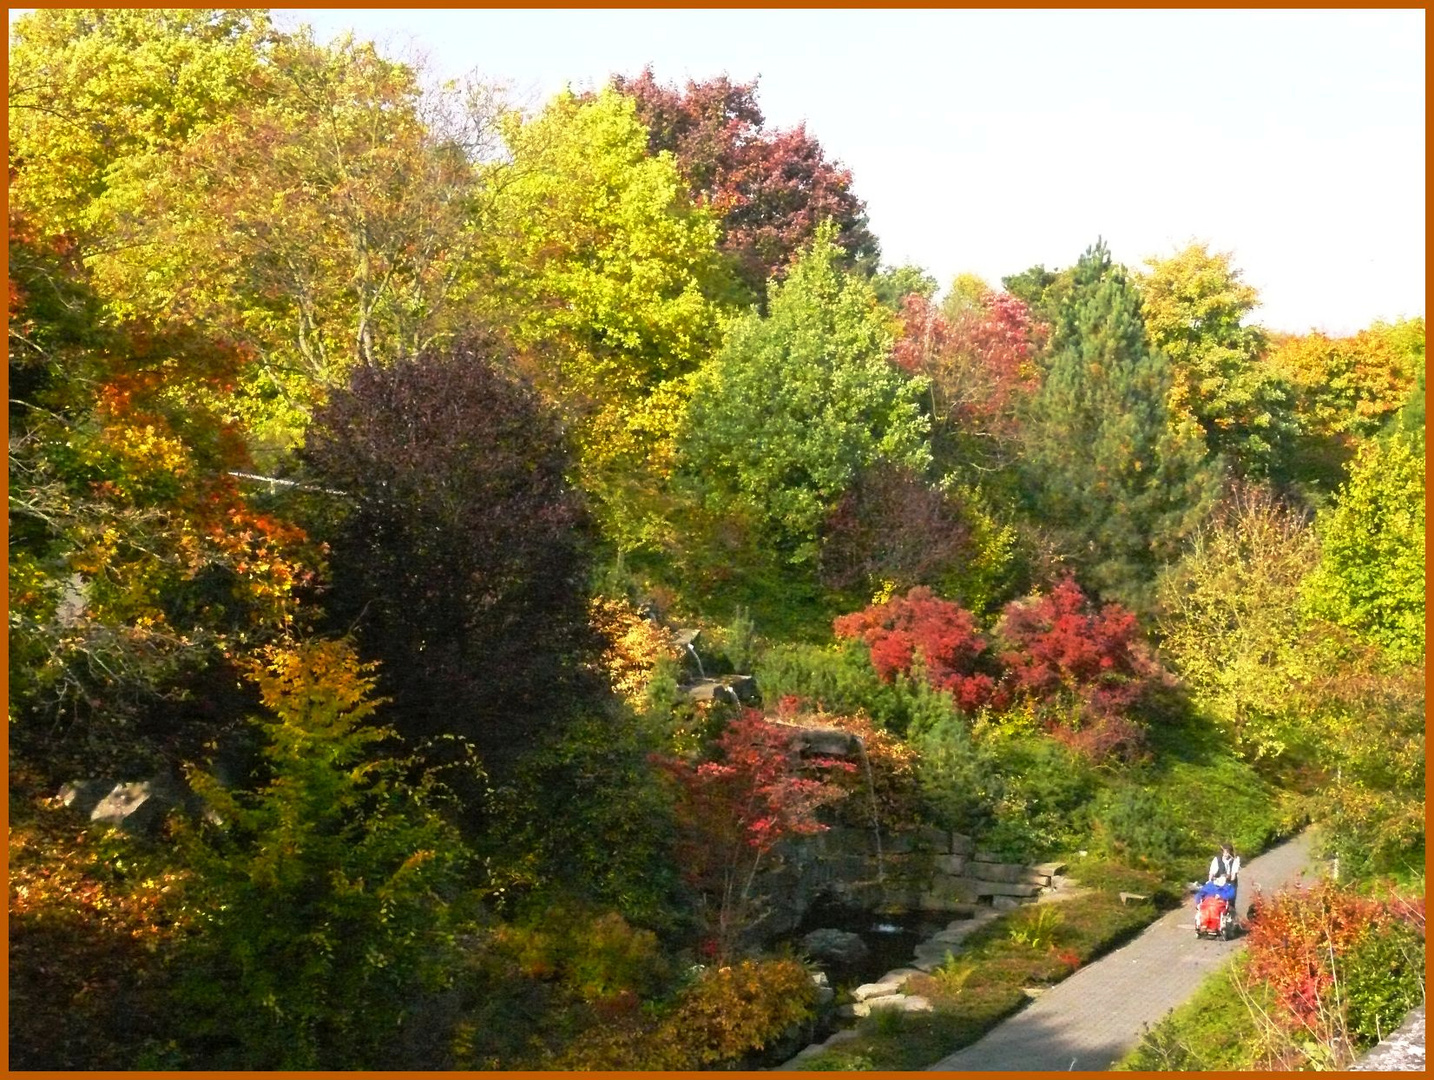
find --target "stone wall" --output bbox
[756,821,1063,940]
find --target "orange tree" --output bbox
[8,211,318,776]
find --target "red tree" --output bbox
[612,66,879,298]
[892,291,1041,457]
[656,711,853,959]
[833,587,997,713]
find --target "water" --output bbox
[792,899,950,988]
[853,737,885,885]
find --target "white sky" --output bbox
[13,8,1426,335]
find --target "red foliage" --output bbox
[891,292,1041,445]
[994,578,1155,717]
[613,67,878,296]
[656,711,853,956]
[833,587,996,712]
[1245,880,1420,1032]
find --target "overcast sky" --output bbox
[20,8,1425,334]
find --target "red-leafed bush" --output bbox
[656,711,853,958]
[992,579,1160,759]
[833,587,997,712]
[1244,879,1425,1056]
[995,578,1156,716]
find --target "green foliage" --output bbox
[172,639,473,1069]
[680,222,931,564]
[908,709,999,835]
[978,734,1100,859]
[483,708,682,930]
[1340,918,1425,1048]
[1007,905,1065,951]
[871,263,938,310]
[1302,434,1425,665]
[1020,240,1221,612]
[1090,784,1188,867]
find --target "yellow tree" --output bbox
[1138,243,1295,477]
[473,88,734,552]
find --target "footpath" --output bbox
[926,831,1316,1072]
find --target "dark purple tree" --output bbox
[303,340,597,769]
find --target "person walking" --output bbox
[1208,842,1241,913]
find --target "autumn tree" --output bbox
[79,28,496,448]
[656,711,852,959]
[891,288,1041,472]
[1156,485,1320,758]
[679,224,930,564]
[301,340,595,769]
[1018,241,1220,612]
[612,67,879,299]
[1139,243,1296,477]
[7,8,274,239]
[1302,433,1425,665]
[473,87,731,553]
[8,212,317,777]
[1264,319,1424,490]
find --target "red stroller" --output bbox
[1195,892,1235,940]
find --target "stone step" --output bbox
[976,880,1044,898]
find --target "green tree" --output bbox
[871,263,938,311]
[1302,434,1425,665]
[1139,243,1296,477]
[1020,241,1220,611]
[679,223,931,564]
[474,88,732,553]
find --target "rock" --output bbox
[936,854,968,875]
[791,727,862,757]
[1032,861,1068,877]
[950,832,976,856]
[59,774,192,834]
[970,862,1040,885]
[852,978,908,1002]
[800,928,869,965]
[976,880,1043,898]
[992,895,1026,911]
[915,824,951,851]
[842,993,933,1018]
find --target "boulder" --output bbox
[969,861,1038,884]
[58,774,193,834]
[842,993,933,1017]
[950,832,976,856]
[800,928,869,965]
[992,895,1027,911]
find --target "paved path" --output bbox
[927,832,1317,1072]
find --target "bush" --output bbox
[170,640,474,1069]
[1090,784,1190,868]
[834,587,998,712]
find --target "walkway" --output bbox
[927,831,1316,1072]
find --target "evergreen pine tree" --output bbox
[1021,241,1221,612]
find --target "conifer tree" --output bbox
[1020,241,1220,612]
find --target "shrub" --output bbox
[1243,878,1425,1063]
[908,711,1000,836]
[171,639,473,1069]
[1090,784,1190,867]
[551,957,816,1069]
[834,586,999,712]
[993,578,1160,760]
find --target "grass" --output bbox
[1111,957,1267,1071]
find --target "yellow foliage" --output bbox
[588,597,681,706]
